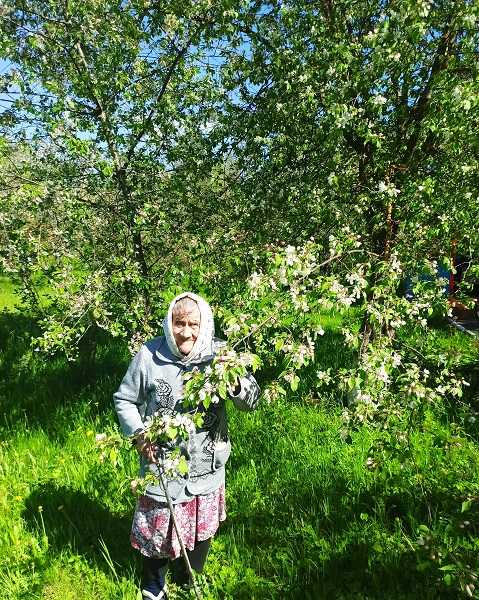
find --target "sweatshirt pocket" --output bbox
[213,439,231,471]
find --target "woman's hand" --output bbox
[134,432,158,463]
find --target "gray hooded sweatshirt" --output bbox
[113,292,260,504]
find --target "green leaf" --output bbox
[166,426,178,440]
[177,456,189,476]
[250,354,261,372]
[290,374,300,392]
[218,381,227,399]
[439,564,456,572]
[192,413,204,429]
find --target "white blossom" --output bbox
[391,352,402,368]
[248,271,262,289]
[376,364,389,383]
[372,94,387,106]
[285,245,297,266]
[378,181,400,197]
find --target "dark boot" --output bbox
[142,556,169,600]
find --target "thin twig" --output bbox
[156,467,203,600]
[396,339,429,362]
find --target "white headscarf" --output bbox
[163,292,215,363]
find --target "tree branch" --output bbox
[401,21,456,164]
[73,41,122,171]
[72,41,150,278]
[124,41,190,165]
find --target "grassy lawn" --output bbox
[1,292,478,599]
[0,276,22,312]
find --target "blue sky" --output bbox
[0,57,17,115]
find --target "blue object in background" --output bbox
[405,262,450,300]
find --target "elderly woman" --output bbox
[113,292,260,600]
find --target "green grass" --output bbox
[0,274,54,314]
[1,303,478,599]
[0,276,22,312]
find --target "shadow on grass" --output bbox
[0,312,130,439]
[23,481,137,578]
[222,398,469,599]
[219,478,459,600]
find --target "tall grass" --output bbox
[1,290,478,598]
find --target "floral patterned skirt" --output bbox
[130,485,226,559]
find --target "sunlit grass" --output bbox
[0,276,22,312]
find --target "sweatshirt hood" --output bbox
[161,292,215,365]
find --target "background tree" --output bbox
[0,0,248,353]
[216,0,478,256]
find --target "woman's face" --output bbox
[172,308,201,355]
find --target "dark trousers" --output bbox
[142,538,211,589]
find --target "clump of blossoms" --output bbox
[213,235,370,404]
[245,240,319,312]
[337,344,471,436]
[142,412,196,446]
[95,347,261,488]
[95,430,126,465]
[183,348,261,410]
[271,334,316,392]
[95,415,193,492]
